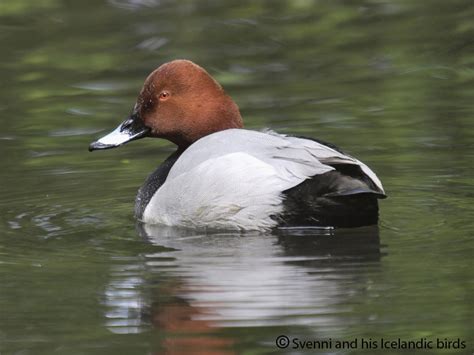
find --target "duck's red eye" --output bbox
[159,91,170,100]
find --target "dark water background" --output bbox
[1,1,473,354]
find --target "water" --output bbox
[1,0,473,354]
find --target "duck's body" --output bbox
[90,60,386,231]
[135,129,384,230]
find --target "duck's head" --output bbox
[89,60,243,151]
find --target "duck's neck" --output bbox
[172,93,244,150]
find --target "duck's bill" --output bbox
[89,114,150,151]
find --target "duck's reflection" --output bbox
[103,224,383,353]
[103,262,145,334]
[276,225,382,262]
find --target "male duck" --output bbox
[90,60,386,231]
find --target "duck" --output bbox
[89,60,386,231]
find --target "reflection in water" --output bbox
[276,226,382,261]
[102,224,382,352]
[104,261,146,334]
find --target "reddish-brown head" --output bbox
[136,60,243,148]
[89,60,243,152]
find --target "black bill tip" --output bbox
[88,141,117,152]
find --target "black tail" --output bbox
[278,169,385,228]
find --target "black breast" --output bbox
[134,150,181,219]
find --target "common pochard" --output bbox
[90,60,386,231]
